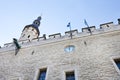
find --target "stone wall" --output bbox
[0,22,120,80]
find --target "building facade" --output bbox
[0,17,120,80]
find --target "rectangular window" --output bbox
[66,71,75,80]
[114,59,120,69]
[38,68,47,80]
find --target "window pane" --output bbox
[64,45,75,53]
[38,69,47,80]
[66,71,75,80]
[114,59,120,69]
[116,62,120,69]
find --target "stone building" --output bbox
[0,17,120,80]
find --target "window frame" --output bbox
[65,71,75,80]
[111,56,120,75]
[64,45,75,53]
[33,67,48,80]
[114,59,120,69]
[38,68,47,80]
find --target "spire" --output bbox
[19,16,42,41]
[33,16,42,27]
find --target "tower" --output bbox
[19,16,41,41]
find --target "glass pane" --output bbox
[116,63,120,69]
[66,76,75,80]
[38,69,47,80]
[64,45,75,53]
[66,72,75,80]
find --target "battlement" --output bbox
[82,26,96,32]
[0,19,120,52]
[100,22,114,29]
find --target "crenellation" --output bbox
[100,22,114,29]
[4,43,14,48]
[118,18,120,24]
[32,34,47,41]
[0,20,120,50]
[38,37,46,40]
[19,39,30,44]
[32,38,39,42]
[49,33,61,39]
[82,26,96,33]
[42,34,46,40]
[0,46,15,53]
[0,22,120,50]
[65,29,78,37]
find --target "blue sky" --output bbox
[0,0,120,46]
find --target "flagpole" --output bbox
[70,24,72,39]
[84,19,92,35]
[67,22,72,39]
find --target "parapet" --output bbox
[65,29,78,36]
[49,33,61,39]
[4,43,14,47]
[0,18,120,51]
[38,34,46,40]
[82,26,96,33]
[100,22,114,29]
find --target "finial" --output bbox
[37,16,42,21]
[33,16,42,27]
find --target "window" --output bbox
[32,29,34,31]
[64,45,75,53]
[66,71,75,80]
[114,59,120,69]
[28,35,30,38]
[38,68,47,80]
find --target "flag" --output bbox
[84,19,92,35]
[67,22,70,27]
[67,22,72,39]
[84,19,89,27]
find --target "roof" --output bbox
[23,24,40,36]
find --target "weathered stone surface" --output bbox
[1,24,120,80]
